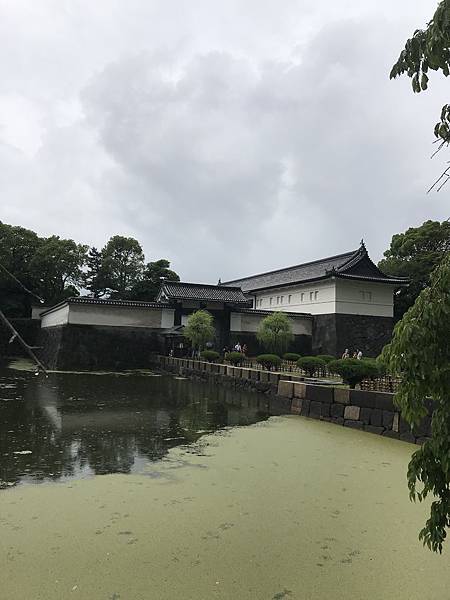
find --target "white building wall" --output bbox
[41,305,70,327]
[230,312,311,336]
[334,279,394,317]
[161,309,176,328]
[41,303,175,329]
[253,279,336,315]
[230,313,242,332]
[253,277,396,317]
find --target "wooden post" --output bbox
[0,310,48,376]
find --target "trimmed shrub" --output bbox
[283,352,301,362]
[225,351,245,366]
[200,350,220,363]
[316,354,335,364]
[328,358,375,389]
[360,357,386,379]
[297,356,326,377]
[256,354,282,370]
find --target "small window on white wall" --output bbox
[288,295,292,304]
[280,296,284,304]
[309,291,314,302]
[270,297,273,306]
[314,291,318,301]
[300,293,304,302]
[359,291,372,301]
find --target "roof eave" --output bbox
[240,273,334,293]
[336,273,410,285]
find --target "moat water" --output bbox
[0,365,449,599]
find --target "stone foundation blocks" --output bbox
[269,372,281,385]
[382,410,394,429]
[349,390,395,411]
[278,380,294,398]
[334,388,350,405]
[344,405,360,421]
[393,413,400,433]
[369,409,383,427]
[360,407,372,425]
[320,403,331,418]
[300,399,310,416]
[309,401,322,418]
[330,403,344,419]
[382,430,399,439]
[305,385,333,404]
[293,382,306,399]
[291,398,302,414]
[364,425,384,435]
[344,420,364,430]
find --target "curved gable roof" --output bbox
[223,244,408,292]
[158,281,251,304]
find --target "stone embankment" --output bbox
[156,356,431,445]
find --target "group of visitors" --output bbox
[222,341,248,356]
[341,348,363,360]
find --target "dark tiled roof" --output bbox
[223,250,358,291]
[41,296,169,316]
[159,281,251,304]
[224,245,409,291]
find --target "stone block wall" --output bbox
[312,313,394,357]
[285,381,430,444]
[38,324,163,370]
[156,356,431,445]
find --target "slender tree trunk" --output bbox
[0,310,48,375]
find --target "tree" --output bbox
[381,252,450,552]
[29,236,88,306]
[0,222,42,316]
[130,259,179,301]
[83,247,110,298]
[183,310,215,351]
[101,236,144,295]
[256,311,293,355]
[327,358,381,389]
[390,0,450,190]
[378,220,450,318]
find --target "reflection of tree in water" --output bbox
[0,371,76,486]
[75,433,136,475]
[0,370,271,485]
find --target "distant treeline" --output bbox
[0,221,179,317]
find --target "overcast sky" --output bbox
[0,0,448,282]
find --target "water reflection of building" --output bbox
[0,372,272,486]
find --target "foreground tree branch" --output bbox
[381,253,450,552]
[390,0,450,190]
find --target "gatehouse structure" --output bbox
[223,242,408,356]
[36,242,407,369]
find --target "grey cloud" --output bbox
[0,1,448,284]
